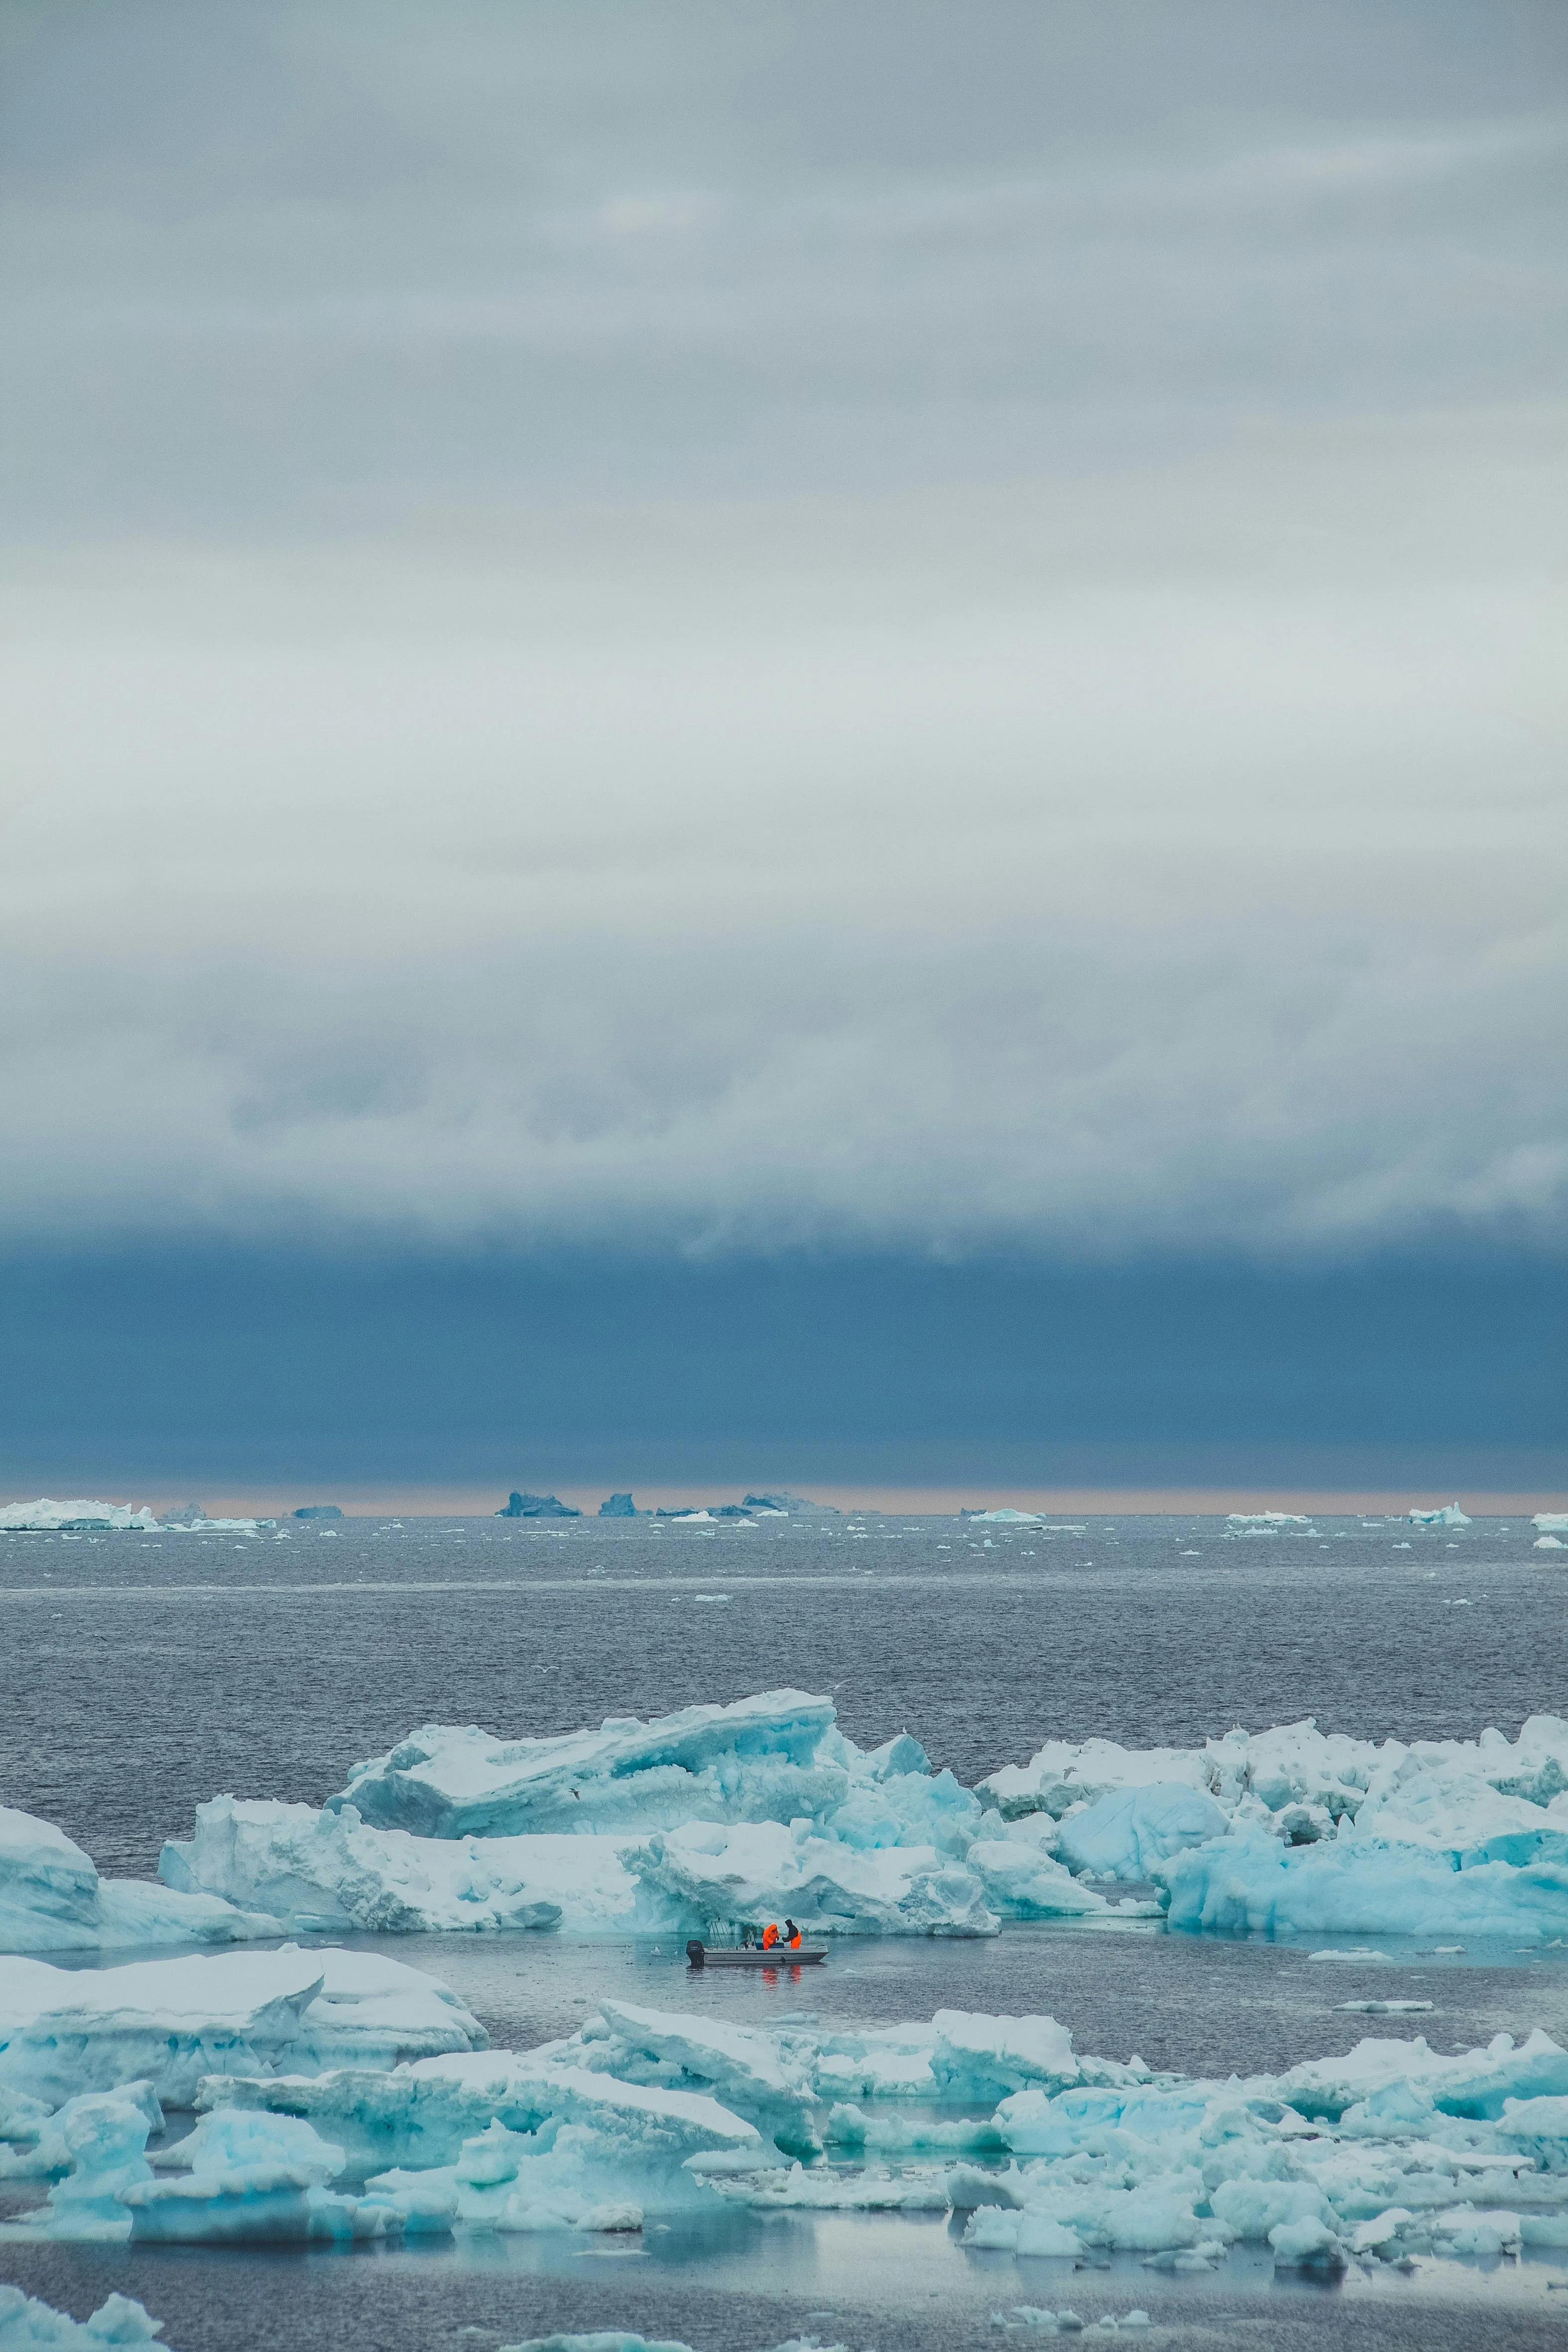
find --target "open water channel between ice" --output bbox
[4,1510,1568,2350]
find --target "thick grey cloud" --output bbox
[1,1,1564,1255]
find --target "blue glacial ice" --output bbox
[0,1947,485,2108]
[0,1804,271,1956]
[1409,1503,1472,1527]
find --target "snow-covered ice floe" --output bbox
[0,1501,158,1533]
[0,1805,271,1956]
[23,1997,1568,2268]
[0,1946,485,2108]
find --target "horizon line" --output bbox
[5,1482,1564,1518]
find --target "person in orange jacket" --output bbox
[784,1917,801,1948]
[761,1921,779,1949]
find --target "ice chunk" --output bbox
[627,1820,998,1937]
[740,1492,839,1516]
[598,1494,640,1517]
[1157,1829,1568,1942]
[1225,1512,1314,1529]
[494,1493,579,1519]
[1055,1785,1229,1880]
[1535,1515,1568,1534]
[0,1501,158,1533]
[964,1841,1114,1920]
[965,1510,1043,1524]
[976,1736,1213,1824]
[1408,1504,1472,1528]
[0,2285,171,2345]
[582,2000,821,2158]
[160,1798,633,1934]
[332,1691,845,1838]
[0,1805,271,1957]
[0,1946,484,2107]
[291,1504,343,1520]
[122,2107,398,2245]
[1538,1536,1566,1551]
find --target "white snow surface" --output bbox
[0,1501,157,1532]
[0,1805,271,1956]
[0,1947,485,2108]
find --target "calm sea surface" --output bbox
[3,1512,1566,2351]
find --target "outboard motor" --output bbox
[686,1939,706,1967]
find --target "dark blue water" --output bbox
[3,1511,1566,2350]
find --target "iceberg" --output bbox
[1409,1504,1472,1528]
[0,2286,172,2346]
[160,1799,633,1934]
[329,1691,846,1839]
[0,1500,158,1533]
[965,1510,1042,1524]
[1535,1514,1568,1534]
[598,1493,640,1517]
[0,1947,485,2108]
[1539,1536,1567,1551]
[1224,1512,1314,1530]
[495,1492,580,1519]
[0,1805,272,1956]
[291,1504,342,1520]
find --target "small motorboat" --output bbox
[686,1938,826,1968]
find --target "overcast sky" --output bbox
[2,0,1565,1270]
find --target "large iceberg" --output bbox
[0,1805,271,1956]
[1408,1503,1472,1528]
[0,1501,157,1533]
[0,1947,485,2108]
[329,1692,847,1838]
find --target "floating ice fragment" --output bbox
[0,1500,158,1532]
[0,2285,171,2345]
[0,1805,272,1957]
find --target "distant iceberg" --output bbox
[0,1500,158,1533]
[598,1492,641,1517]
[1408,1503,1471,1528]
[964,1509,1042,1524]
[1224,1512,1315,1533]
[292,1503,343,1521]
[1535,1513,1568,1534]
[741,1491,839,1517]
[494,1492,580,1519]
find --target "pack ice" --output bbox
[159,1692,1125,1941]
[25,1994,1568,2267]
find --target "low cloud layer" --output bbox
[2,2,1563,1258]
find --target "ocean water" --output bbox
[3,1510,1567,2351]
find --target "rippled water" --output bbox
[3,1511,1566,2349]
